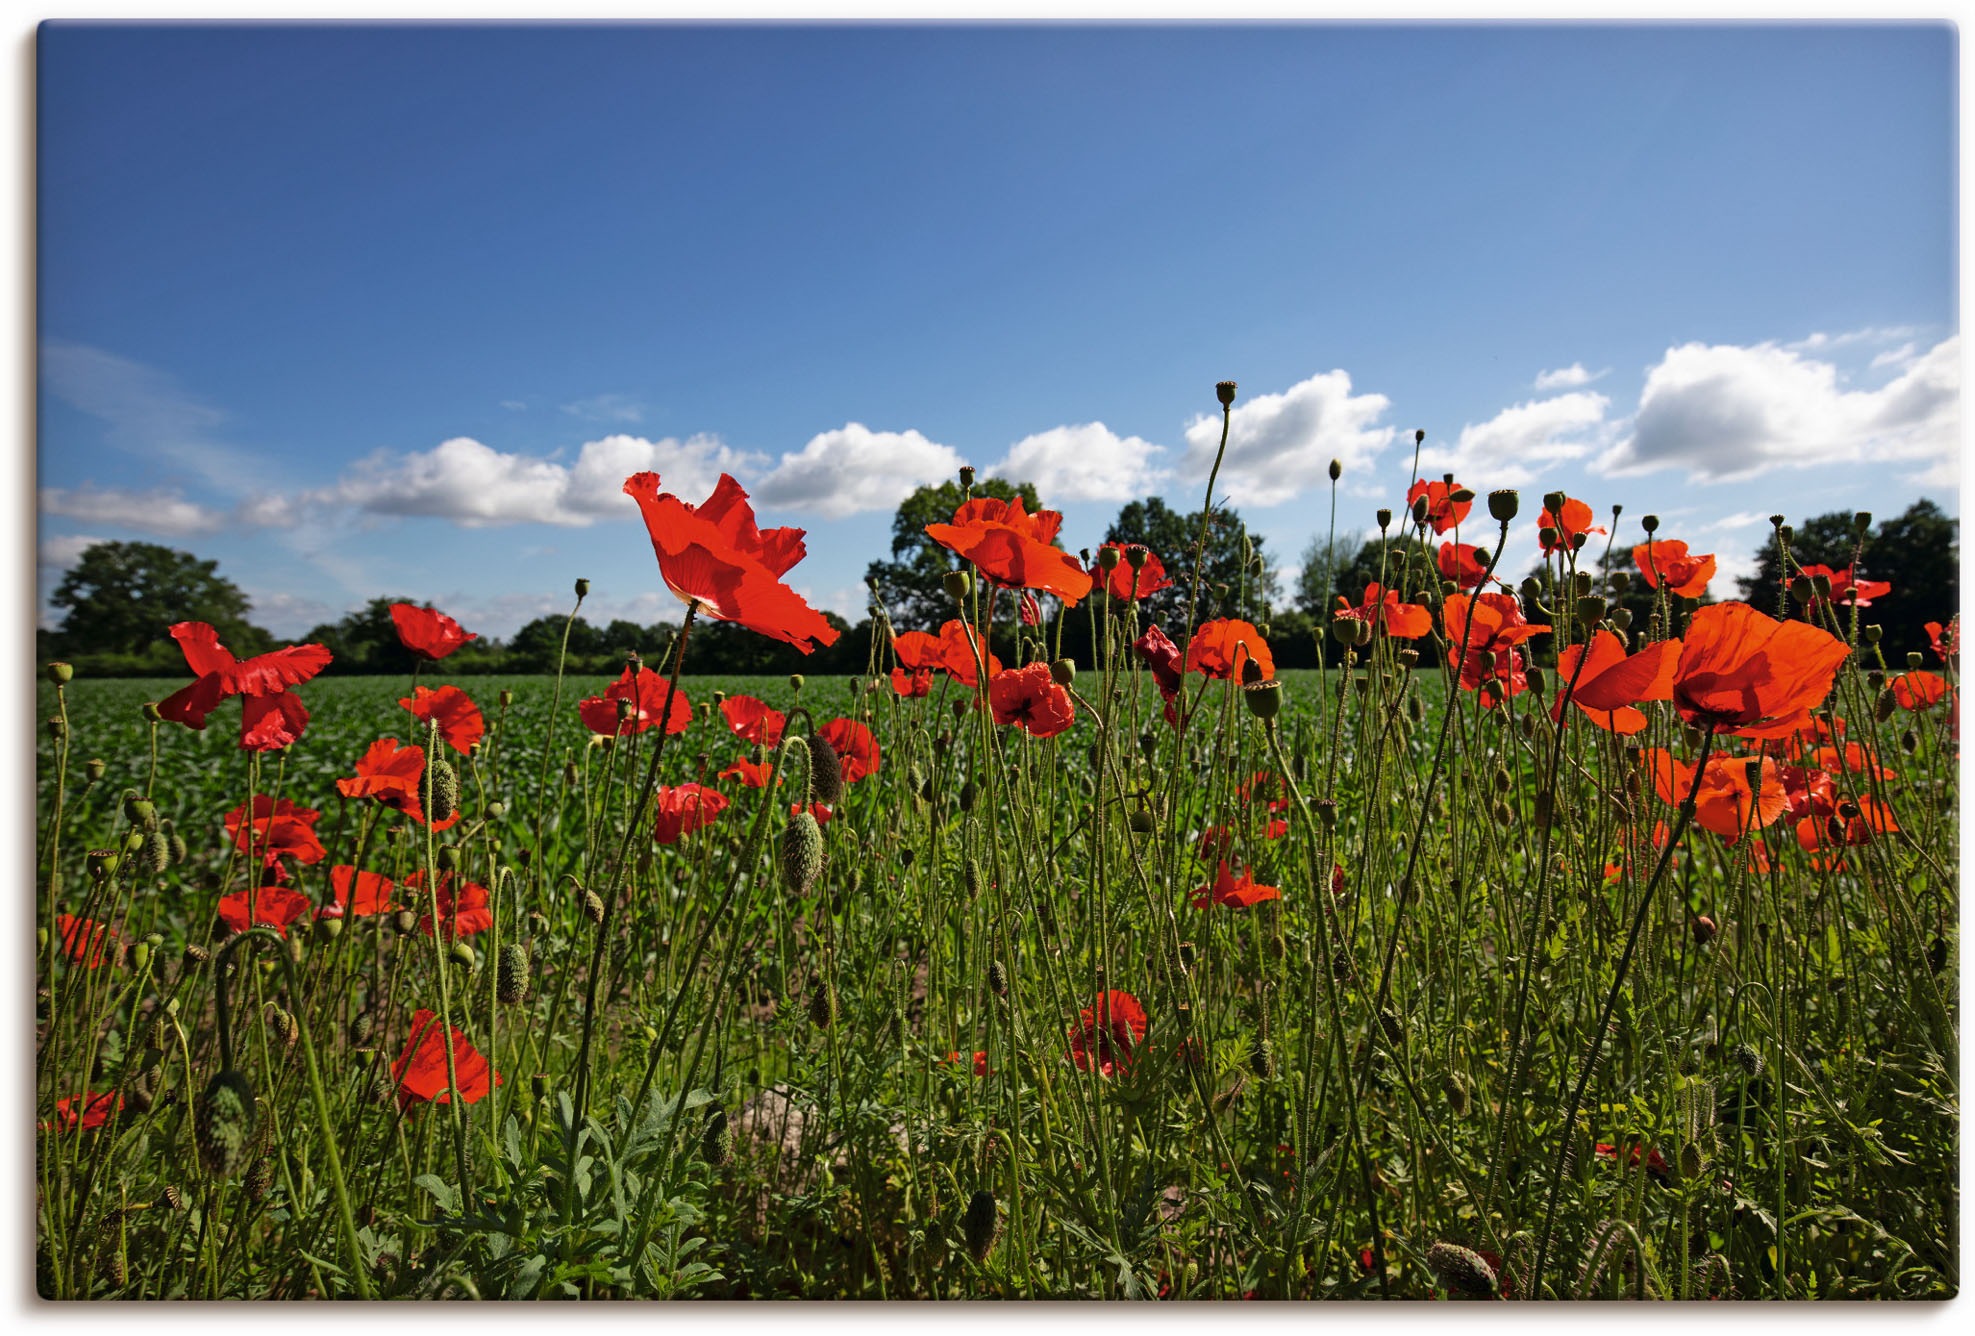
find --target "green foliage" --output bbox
[1294,529,1368,618]
[49,541,267,662]
[1738,499,1958,657]
[1105,496,1277,629]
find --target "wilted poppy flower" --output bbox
[1407,478,1472,535]
[1927,617,1959,666]
[55,914,114,968]
[1133,625,1185,697]
[1643,749,1787,842]
[390,604,477,661]
[1068,990,1147,1077]
[925,495,1095,606]
[336,738,462,830]
[988,662,1076,738]
[403,871,494,940]
[43,1091,121,1133]
[624,472,841,654]
[1098,543,1175,602]
[1436,542,1495,591]
[217,884,316,937]
[1670,602,1850,741]
[225,796,327,868]
[1187,619,1274,682]
[1018,592,1042,626]
[399,685,485,755]
[578,665,692,737]
[1552,629,1681,735]
[817,718,881,782]
[936,619,1003,687]
[1892,671,1950,711]
[393,1009,500,1111]
[1442,593,1550,708]
[1537,498,1605,555]
[319,866,397,919]
[719,695,785,748]
[1334,584,1433,640]
[652,782,730,844]
[1797,564,1891,608]
[1191,860,1282,910]
[1632,539,1718,599]
[719,756,774,788]
[156,621,332,751]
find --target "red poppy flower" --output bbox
[216,883,316,937]
[624,472,841,654]
[43,1091,122,1133]
[1670,602,1851,741]
[1643,749,1787,842]
[1797,564,1892,608]
[403,871,494,940]
[1018,592,1042,626]
[1811,742,1895,781]
[719,756,774,788]
[1552,629,1682,735]
[816,718,881,782]
[1892,671,1950,711]
[1334,584,1433,640]
[1436,541,1495,591]
[390,604,477,661]
[988,662,1076,738]
[925,495,1095,606]
[790,801,833,825]
[1191,860,1282,910]
[1196,826,1234,861]
[1796,794,1900,856]
[225,796,327,868]
[944,1050,992,1078]
[578,665,692,737]
[890,666,935,697]
[156,621,331,751]
[720,695,786,747]
[1777,764,1838,823]
[652,782,730,844]
[1133,625,1185,697]
[1068,990,1147,1076]
[392,1009,499,1111]
[1098,543,1175,602]
[1442,593,1551,708]
[1186,619,1274,682]
[1927,617,1959,666]
[1407,478,1472,535]
[399,685,485,755]
[55,914,114,968]
[1631,539,1717,599]
[335,737,462,830]
[319,866,397,919]
[1594,1140,1671,1184]
[935,619,1003,687]
[1537,498,1605,554]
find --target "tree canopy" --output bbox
[865,477,1040,631]
[49,541,268,664]
[1105,496,1277,631]
[1738,498,1957,658]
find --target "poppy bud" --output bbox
[1215,380,1237,406]
[563,759,580,786]
[582,889,606,923]
[806,734,843,806]
[1442,1072,1472,1118]
[194,1069,257,1180]
[1536,525,1560,550]
[987,959,1009,998]
[959,464,977,488]
[1875,689,1897,723]
[1610,607,1632,632]
[85,759,106,784]
[1426,1242,1498,1298]
[1412,495,1431,525]
[264,1003,298,1049]
[1126,805,1155,834]
[1406,694,1424,724]
[807,978,838,1029]
[1788,575,1814,604]
[958,779,978,812]
[1678,1141,1705,1182]
[701,1108,731,1167]
[449,941,475,969]
[497,943,530,1004]
[1778,524,1793,544]
[1691,915,1717,946]
[963,1189,1000,1262]
[124,829,147,855]
[423,757,459,825]
[1328,458,1342,482]
[498,689,513,708]
[1450,487,1475,505]
[45,661,73,685]
[942,570,972,602]
[1249,1037,1277,1078]
[1243,680,1281,720]
[781,811,824,897]
[1315,799,1337,831]
[1375,508,1392,532]
[141,830,170,876]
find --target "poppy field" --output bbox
[34,394,1962,1301]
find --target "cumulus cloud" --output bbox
[38,533,105,569]
[1534,363,1606,391]
[751,423,965,519]
[1418,391,1611,488]
[40,484,229,537]
[1594,335,1960,485]
[993,422,1169,502]
[1179,371,1395,507]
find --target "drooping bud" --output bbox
[582,888,606,924]
[497,943,530,1004]
[963,1189,1000,1262]
[987,960,1009,998]
[701,1108,731,1167]
[1425,1242,1498,1298]
[781,811,825,897]
[194,1069,257,1180]
[807,732,844,806]
[1691,915,1717,946]
[449,940,476,969]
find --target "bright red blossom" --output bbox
[404,871,494,940]
[1442,593,1550,708]
[156,621,331,751]
[393,1009,499,1111]
[1407,478,1472,535]
[1552,630,1681,735]
[1068,990,1148,1077]
[1191,861,1282,910]
[1643,749,1787,843]
[1186,619,1274,682]
[1797,564,1892,608]
[720,695,786,747]
[225,796,326,868]
[1892,671,1950,711]
[399,685,485,754]
[816,718,881,782]
[578,665,692,737]
[1632,539,1718,599]
[988,662,1076,738]
[1538,498,1606,554]
[935,619,1003,687]
[1098,543,1175,602]
[44,1091,122,1133]
[55,914,114,968]
[216,884,316,937]
[390,604,477,661]
[336,738,462,830]
[719,756,773,788]
[1334,584,1433,640]
[652,783,729,844]
[925,495,1095,607]
[1926,617,1959,666]
[320,866,397,919]
[1670,602,1850,741]
[1436,542,1495,591]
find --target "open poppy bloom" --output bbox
[226,796,327,869]
[43,1091,122,1133]
[717,694,785,747]
[1670,602,1851,741]
[216,883,316,937]
[319,866,397,919]
[987,662,1076,738]
[1796,563,1892,608]
[1186,619,1274,682]
[936,619,1003,687]
[1407,478,1472,535]
[651,782,730,844]
[578,665,692,737]
[156,621,332,752]
[1537,498,1606,554]
[393,1009,500,1111]
[399,685,485,755]
[817,718,881,781]
[403,871,494,940]
[391,604,477,661]
[719,756,774,788]
[1796,794,1901,862]
[335,738,462,830]
[1191,860,1281,910]
[1927,617,1959,666]
[1436,541,1495,591]
[1595,1140,1672,1184]
[1632,539,1718,599]
[925,495,1095,606]
[889,630,945,697]
[625,472,841,653]
[1892,671,1950,711]
[1068,989,1147,1076]
[1334,584,1432,640]
[1098,542,1175,602]
[1642,749,1787,842]
[55,914,114,968]
[1442,593,1550,708]
[1552,630,1682,735]
[790,801,833,825]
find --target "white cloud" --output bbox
[561,393,646,424]
[1785,325,1919,354]
[39,341,259,491]
[561,433,761,518]
[1418,391,1611,488]
[994,422,1169,502]
[1595,335,1960,485]
[39,484,229,537]
[1870,342,1919,371]
[1534,363,1607,391]
[751,422,964,519]
[38,533,105,569]
[1179,371,1395,507]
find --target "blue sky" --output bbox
[36,22,1959,641]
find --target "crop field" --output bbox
[33,489,1961,1302]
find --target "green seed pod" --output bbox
[194,1069,257,1180]
[123,794,159,832]
[141,830,171,876]
[701,1108,731,1167]
[943,569,973,601]
[1488,490,1519,523]
[123,829,147,855]
[46,717,67,742]
[394,909,418,935]
[315,915,343,942]
[808,732,844,806]
[435,845,459,873]
[781,811,824,898]
[496,943,531,1004]
[423,757,459,825]
[86,848,120,881]
[46,661,73,685]
[449,940,476,969]
[962,1189,1000,1263]
[85,759,106,784]
[1242,680,1282,719]
[1425,1242,1498,1297]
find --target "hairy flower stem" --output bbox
[421,719,473,1194]
[529,587,587,891]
